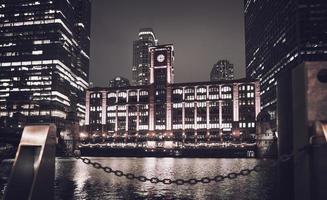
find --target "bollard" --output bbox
[4,124,56,200]
[278,61,327,200]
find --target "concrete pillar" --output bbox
[4,125,56,200]
[278,61,327,200]
[101,91,107,132]
[233,83,239,121]
[219,100,223,141]
[85,90,90,125]
[292,62,327,200]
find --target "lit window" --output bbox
[32,50,43,55]
[108,93,116,98]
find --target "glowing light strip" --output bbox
[52,91,70,101]
[80,50,90,59]
[138,31,156,39]
[0,19,72,35]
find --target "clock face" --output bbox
[157,54,165,63]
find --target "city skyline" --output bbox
[0,0,91,127]
[90,0,245,87]
[2,1,326,199]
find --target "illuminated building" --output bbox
[132,28,158,86]
[0,0,91,128]
[210,59,234,81]
[85,45,261,147]
[244,0,327,119]
[108,76,130,88]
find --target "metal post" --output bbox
[4,124,56,200]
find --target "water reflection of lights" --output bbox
[138,157,176,192]
[73,160,90,197]
[49,157,274,199]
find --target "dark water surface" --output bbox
[1,157,277,200]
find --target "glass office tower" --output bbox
[244,0,327,119]
[0,0,91,129]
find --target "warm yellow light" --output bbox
[79,132,88,138]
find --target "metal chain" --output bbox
[73,144,311,185]
[271,144,311,167]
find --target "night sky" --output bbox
[90,0,245,87]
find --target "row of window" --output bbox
[91,91,149,99]
[174,86,234,95]
[90,84,256,100]
[90,114,255,129]
[239,122,255,128]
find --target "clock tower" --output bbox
[148,45,174,135]
[149,45,174,84]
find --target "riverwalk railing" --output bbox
[4,124,56,200]
[3,122,326,199]
[73,143,313,185]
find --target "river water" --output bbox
[1,157,277,200]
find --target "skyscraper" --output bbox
[132,28,158,86]
[210,59,234,81]
[0,0,91,128]
[244,0,327,119]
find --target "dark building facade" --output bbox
[210,59,234,81]
[0,0,91,128]
[244,0,327,119]
[85,45,261,148]
[132,28,158,86]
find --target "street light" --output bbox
[79,132,88,140]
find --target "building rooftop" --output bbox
[89,78,258,91]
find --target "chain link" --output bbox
[74,144,311,185]
[272,144,311,167]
